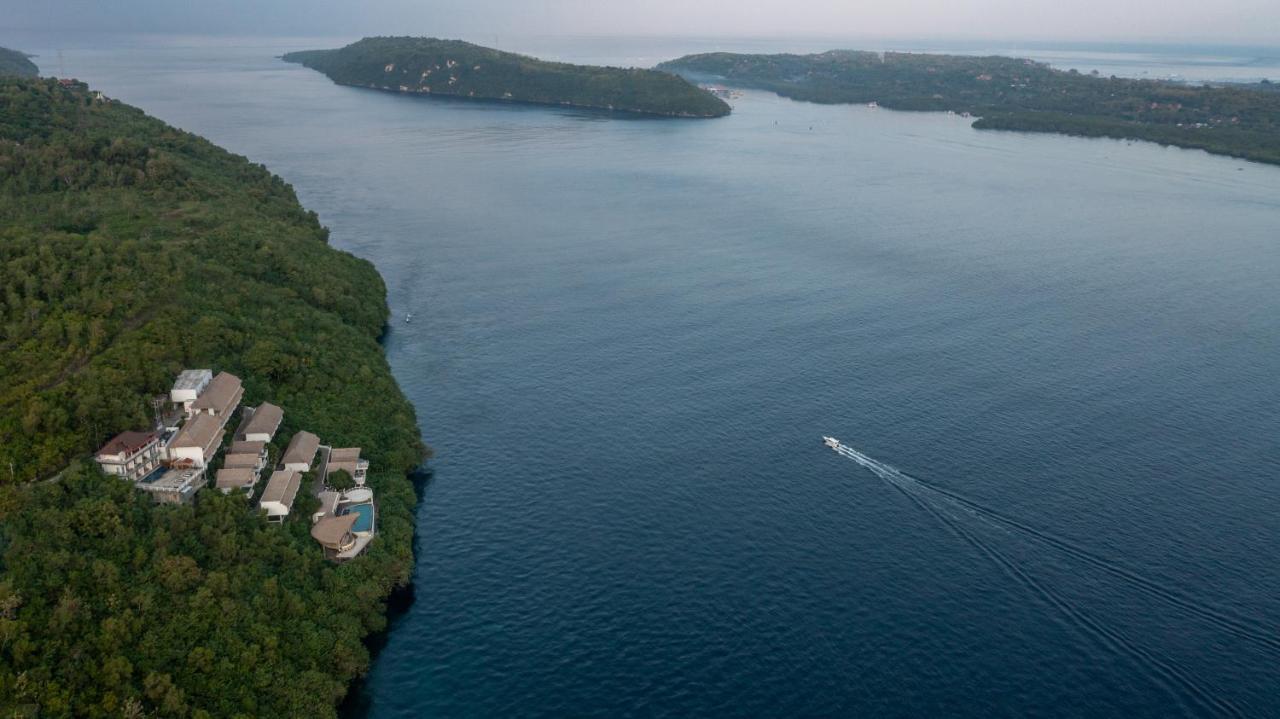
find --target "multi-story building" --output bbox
[167,413,225,469]
[94,430,164,482]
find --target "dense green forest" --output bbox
[0,77,426,716]
[0,47,38,78]
[659,51,1280,165]
[284,36,730,118]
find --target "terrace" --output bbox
[138,466,206,505]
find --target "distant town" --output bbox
[93,369,377,561]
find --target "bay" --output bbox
[24,34,1280,718]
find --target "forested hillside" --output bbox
[660,50,1280,165]
[0,47,37,78]
[284,36,731,118]
[0,76,425,717]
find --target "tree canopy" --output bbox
[284,36,731,118]
[0,77,426,717]
[660,50,1280,165]
[327,469,356,492]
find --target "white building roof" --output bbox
[172,369,213,393]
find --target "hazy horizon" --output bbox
[6,0,1280,45]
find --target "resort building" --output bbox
[222,452,263,470]
[91,367,374,563]
[326,447,368,485]
[311,513,359,559]
[280,430,320,472]
[237,402,283,443]
[215,467,258,494]
[138,466,206,504]
[94,430,164,482]
[170,369,212,413]
[259,469,302,521]
[189,371,243,421]
[310,486,377,560]
[167,413,225,469]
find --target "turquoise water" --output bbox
[341,502,375,533]
[30,36,1280,718]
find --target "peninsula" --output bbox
[0,46,38,78]
[0,75,425,716]
[659,51,1280,165]
[284,36,731,118]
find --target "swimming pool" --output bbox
[340,502,374,533]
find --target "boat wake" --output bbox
[825,439,1277,717]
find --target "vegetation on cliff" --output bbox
[0,47,38,78]
[284,36,730,118]
[660,50,1280,165]
[0,76,425,717]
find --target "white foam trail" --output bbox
[827,440,1280,657]
[827,439,1248,717]
[887,480,1240,718]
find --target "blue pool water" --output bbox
[34,35,1280,718]
[341,503,375,534]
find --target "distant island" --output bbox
[0,46,38,77]
[283,36,731,118]
[659,51,1280,165]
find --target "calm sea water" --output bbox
[23,35,1280,717]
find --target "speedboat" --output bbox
[823,436,840,449]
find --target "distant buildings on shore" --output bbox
[93,368,377,561]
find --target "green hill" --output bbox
[284,36,730,118]
[0,76,425,716]
[0,47,38,78]
[660,50,1280,165]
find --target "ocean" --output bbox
[18,33,1280,717]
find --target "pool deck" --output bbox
[332,498,376,560]
[335,533,374,560]
[340,501,375,534]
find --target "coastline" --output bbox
[659,51,1280,166]
[335,79,730,118]
[969,112,1279,165]
[339,465,434,718]
[0,76,430,717]
[710,84,1279,165]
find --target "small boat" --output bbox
[405,313,413,323]
[823,436,840,450]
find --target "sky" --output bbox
[5,0,1280,43]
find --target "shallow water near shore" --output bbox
[28,34,1280,717]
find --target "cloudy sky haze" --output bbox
[6,0,1280,43]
